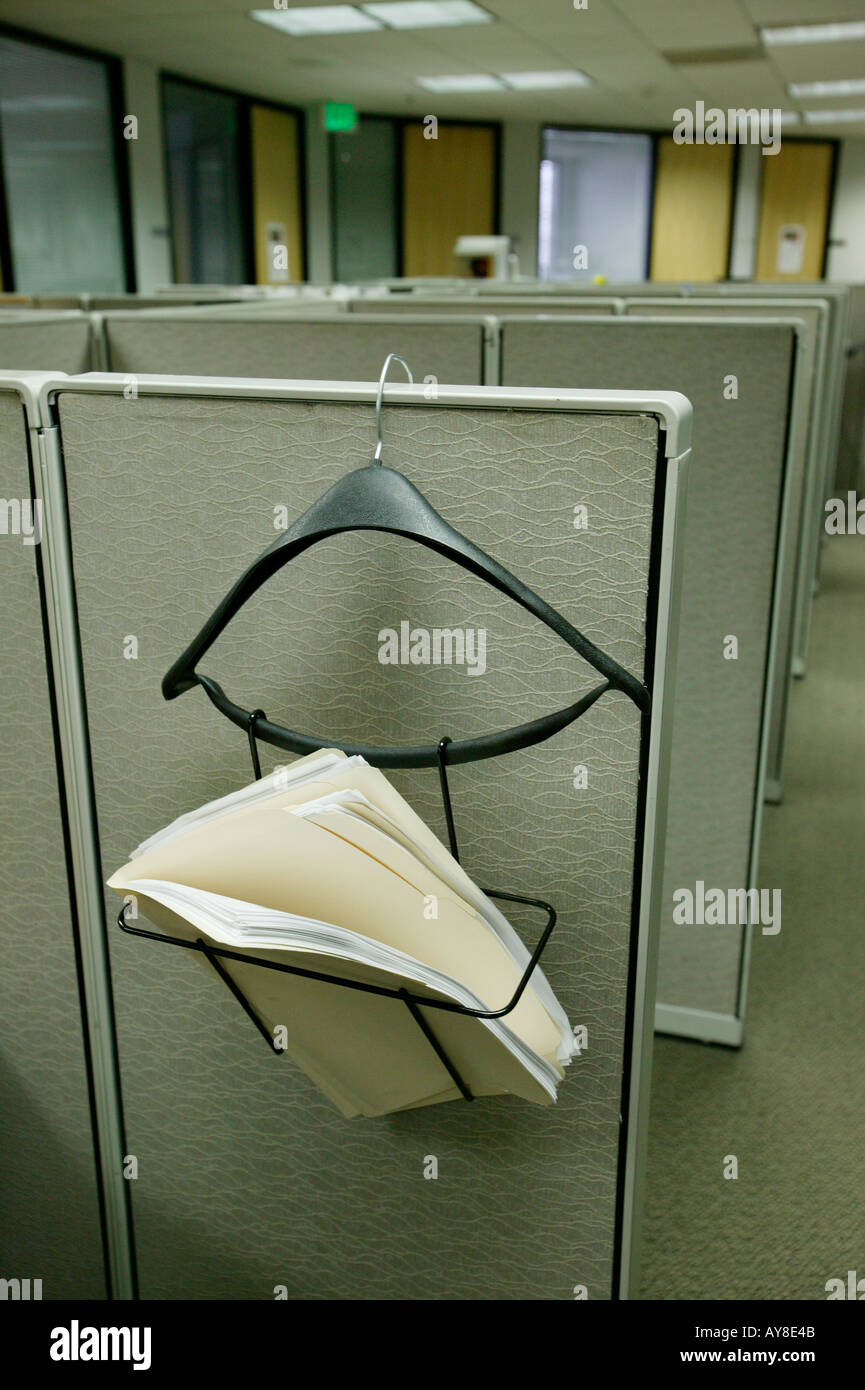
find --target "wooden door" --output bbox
[755,140,834,282]
[251,104,304,284]
[650,138,734,281]
[402,122,496,277]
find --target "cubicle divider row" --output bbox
[0,275,857,1297]
[0,291,847,1059]
[0,369,690,1301]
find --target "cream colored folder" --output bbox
[109,751,573,1116]
[129,749,574,1061]
[115,880,557,1116]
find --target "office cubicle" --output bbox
[98,313,494,385]
[836,285,865,496]
[350,295,625,317]
[0,312,94,373]
[0,377,108,1298]
[712,285,850,664]
[625,296,827,800]
[500,315,800,1045]
[24,370,690,1299]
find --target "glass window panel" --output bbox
[0,34,127,295]
[538,128,653,283]
[331,117,398,282]
[163,79,247,285]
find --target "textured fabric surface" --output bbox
[103,317,485,383]
[835,286,865,494]
[0,317,92,373]
[502,318,795,1019]
[641,536,865,1300]
[0,391,106,1298]
[352,298,619,316]
[626,299,824,793]
[58,388,662,1300]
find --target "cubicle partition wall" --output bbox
[625,296,826,799]
[99,313,494,385]
[836,284,865,496]
[500,316,799,1045]
[350,296,624,317]
[0,313,94,373]
[25,370,690,1300]
[32,297,88,310]
[714,282,849,469]
[697,284,850,656]
[0,378,108,1298]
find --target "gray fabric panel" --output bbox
[103,318,484,383]
[477,283,651,296]
[835,285,865,493]
[0,318,92,373]
[34,297,83,310]
[57,388,660,1300]
[351,297,619,315]
[92,296,247,310]
[502,318,795,1019]
[0,391,106,1298]
[625,299,819,791]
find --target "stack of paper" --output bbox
[108,750,576,1117]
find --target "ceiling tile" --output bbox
[613,0,758,51]
[673,57,791,109]
[0,0,860,123]
[766,39,865,85]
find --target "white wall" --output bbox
[304,105,333,284]
[500,121,540,278]
[826,140,865,284]
[122,61,173,293]
[728,144,762,280]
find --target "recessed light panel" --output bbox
[788,77,865,98]
[417,73,504,92]
[762,22,865,46]
[501,70,592,90]
[802,107,865,124]
[362,1,492,28]
[250,7,382,37]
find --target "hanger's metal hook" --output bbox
[373,353,413,463]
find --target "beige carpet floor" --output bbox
[639,534,865,1300]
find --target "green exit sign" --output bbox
[324,102,358,133]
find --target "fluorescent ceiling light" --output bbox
[250,7,381,36]
[802,107,865,124]
[788,77,865,98]
[362,1,492,28]
[762,21,865,46]
[500,70,592,90]
[778,110,801,125]
[417,73,504,92]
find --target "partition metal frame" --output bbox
[0,376,118,1299]
[0,369,137,1300]
[17,369,689,1302]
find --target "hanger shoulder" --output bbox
[164,460,649,718]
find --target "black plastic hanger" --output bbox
[162,355,650,768]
